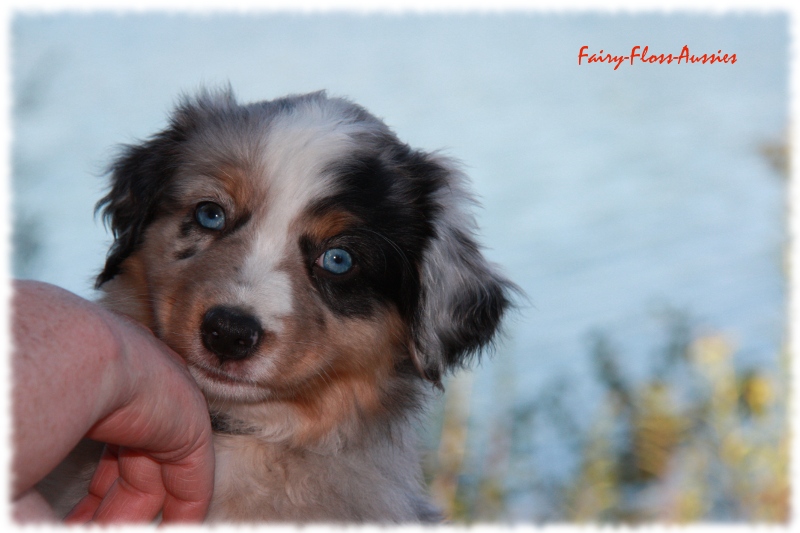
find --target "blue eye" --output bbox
[195,202,226,231]
[316,248,353,275]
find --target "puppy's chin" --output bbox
[187,362,273,404]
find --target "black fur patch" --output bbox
[301,150,447,321]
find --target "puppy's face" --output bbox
[98,91,511,409]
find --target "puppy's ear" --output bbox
[95,89,237,288]
[410,156,516,387]
[94,130,182,288]
[95,105,198,287]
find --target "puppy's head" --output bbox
[97,89,513,408]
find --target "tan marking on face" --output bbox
[278,308,410,445]
[213,164,263,212]
[299,210,361,243]
[100,252,155,330]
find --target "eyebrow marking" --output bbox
[300,208,361,243]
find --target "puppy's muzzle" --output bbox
[201,306,264,362]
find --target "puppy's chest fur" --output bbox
[40,426,438,523]
[209,431,438,522]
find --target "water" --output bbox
[11,12,789,513]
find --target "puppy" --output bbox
[40,89,513,523]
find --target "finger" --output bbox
[64,445,120,524]
[63,494,102,524]
[91,478,165,523]
[163,494,213,523]
[88,445,121,496]
[91,452,166,523]
[160,454,215,523]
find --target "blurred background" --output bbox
[10,12,788,523]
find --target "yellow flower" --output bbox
[740,373,775,417]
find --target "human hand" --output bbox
[63,326,215,524]
[12,280,215,523]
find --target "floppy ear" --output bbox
[95,89,237,288]
[410,156,515,387]
[94,128,185,288]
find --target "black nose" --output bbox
[201,306,264,363]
